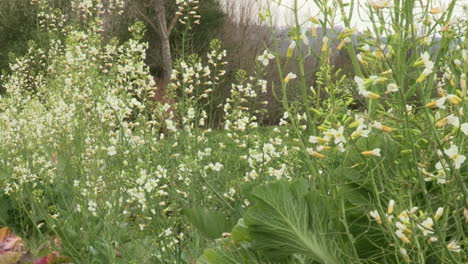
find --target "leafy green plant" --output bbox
[199,180,345,263]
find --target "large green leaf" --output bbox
[230,218,250,244]
[183,207,233,239]
[244,180,340,264]
[198,246,253,264]
[197,239,284,264]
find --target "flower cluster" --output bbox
[370,201,462,262]
[176,0,201,25]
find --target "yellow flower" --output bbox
[317,145,331,151]
[396,230,411,244]
[396,222,412,234]
[435,117,448,127]
[307,148,325,159]
[446,94,461,105]
[426,97,446,109]
[287,41,296,58]
[337,37,351,50]
[309,136,329,144]
[321,37,329,52]
[364,91,380,99]
[311,25,317,37]
[373,121,393,132]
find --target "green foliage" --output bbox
[0,0,38,73]
[244,180,339,263]
[199,180,343,263]
[183,207,234,239]
[0,0,467,263]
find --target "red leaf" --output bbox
[0,228,24,254]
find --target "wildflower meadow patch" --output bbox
[0,0,467,263]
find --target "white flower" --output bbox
[373,121,393,132]
[434,161,448,184]
[418,217,434,236]
[396,221,411,234]
[460,123,468,135]
[398,210,410,222]
[351,125,371,139]
[444,145,466,169]
[386,83,399,93]
[336,143,346,152]
[107,146,117,156]
[354,76,365,91]
[387,200,395,214]
[416,52,435,82]
[306,148,325,159]
[362,148,381,157]
[309,136,328,144]
[426,96,447,109]
[331,126,346,144]
[396,229,410,243]
[367,0,393,9]
[88,200,97,215]
[257,50,275,66]
[187,107,195,119]
[284,72,297,83]
[435,207,444,221]
[360,90,380,99]
[447,241,461,252]
[421,52,433,69]
[354,76,380,99]
[370,210,382,224]
[406,104,413,113]
[206,162,223,171]
[399,248,411,262]
[446,114,459,127]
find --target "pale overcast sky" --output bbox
[251,0,467,28]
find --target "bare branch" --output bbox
[167,13,181,36]
[134,4,159,33]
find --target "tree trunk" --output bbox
[154,0,172,85]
